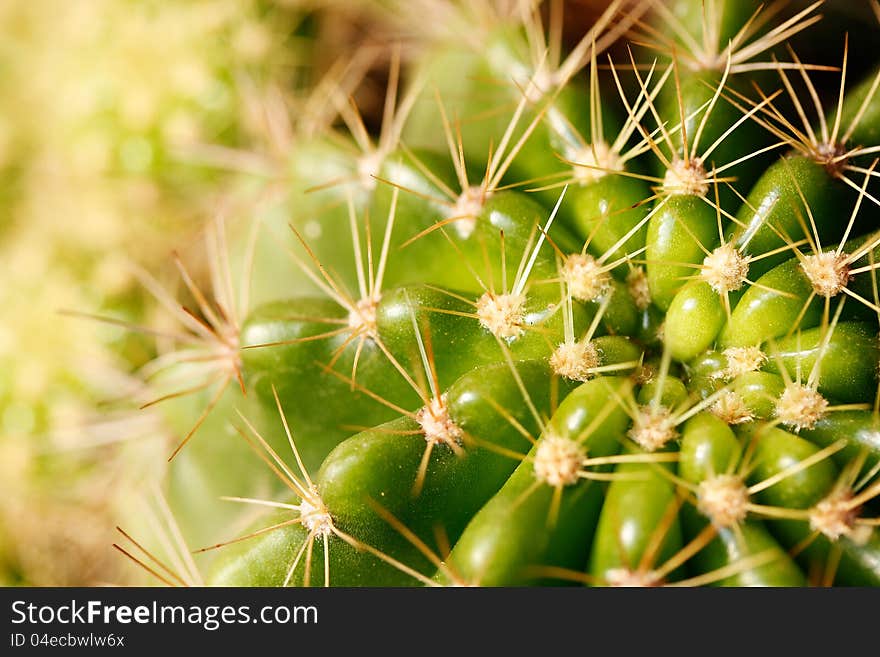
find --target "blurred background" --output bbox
[0,0,389,586]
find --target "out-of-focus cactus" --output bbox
[0,0,333,585]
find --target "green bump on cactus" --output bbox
[437,375,636,586]
[207,359,576,586]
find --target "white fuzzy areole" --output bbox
[567,141,623,184]
[775,384,828,431]
[813,140,848,175]
[416,395,463,448]
[348,295,379,337]
[563,253,611,302]
[663,157,708,197]
[710,390,754,425]
[533,434,585,487]
[300,493,334,537]
[550,340,600,382]
[626,267,652,310]
[800,252,850,298]
[356,151,384,190]
[721,346,766,379]
[697,474,749,528]
[809,489,871,544]
[628,405,678,452]
[476,291,526,339]
[604,568,661,587]
[449,186,484,239]
[701,244,749,293]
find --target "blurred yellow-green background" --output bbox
[0,0,401,586]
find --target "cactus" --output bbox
[19,0,880,588]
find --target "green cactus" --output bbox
[33,0,880,588]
